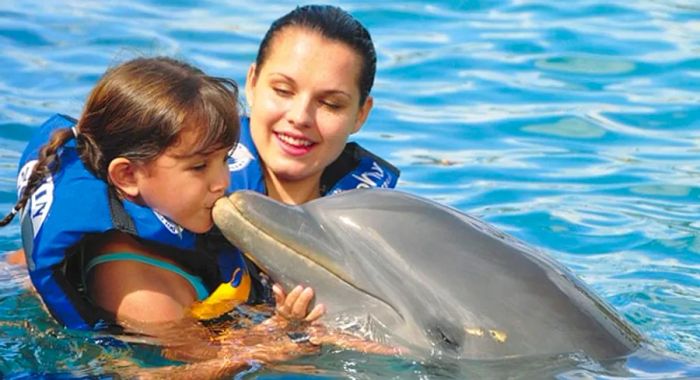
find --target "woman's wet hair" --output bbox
[255,5,376,105]
[1,56,240,226]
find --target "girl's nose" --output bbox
[210,164,230,194]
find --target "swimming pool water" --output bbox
[0,0,699,378]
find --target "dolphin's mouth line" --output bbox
[229,198,406,324]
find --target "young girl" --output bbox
[1,56,320,331]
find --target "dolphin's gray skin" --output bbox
[212,189,642,360]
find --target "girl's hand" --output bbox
[272,284,325,323]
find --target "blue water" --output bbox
[1,0,698,378]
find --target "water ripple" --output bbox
[0,0,698,375]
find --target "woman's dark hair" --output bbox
[1,57,240,226]
[255,5,376,105]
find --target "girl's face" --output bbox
[245,27,373,197]
[133,128,230,234]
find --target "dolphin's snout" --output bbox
[212,194,242,234]
[213,195,231,209]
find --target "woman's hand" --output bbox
[272,284,325,323]
[306,324,405,356]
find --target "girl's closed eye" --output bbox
[190,162,207,171]
[195,150,231,172]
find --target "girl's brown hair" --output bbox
[1,57,240,226]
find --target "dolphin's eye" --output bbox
[426,322,464,352]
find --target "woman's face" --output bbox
[245,27,373,194]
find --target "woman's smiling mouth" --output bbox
[275,132,316,156]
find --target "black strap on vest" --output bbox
[107,188,137,235]
[244,255,274,305]
[320,142,400,195]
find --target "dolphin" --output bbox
[212,189,642,360]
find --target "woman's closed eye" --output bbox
[320,100,342,110]
[273,86,293,97]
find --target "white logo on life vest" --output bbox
[228,143,255,172]
[352,162,386,189]
[17,160,54,237]
[153,210,184,236]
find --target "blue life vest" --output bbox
[228,117,400,195]
[17,114,247,330]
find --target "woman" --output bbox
[229,4,399,204]
[185,4,401,321]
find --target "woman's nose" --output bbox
[286,95,314,128]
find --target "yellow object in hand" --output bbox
[189,267,251,320]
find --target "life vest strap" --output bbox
[107,188,137,235]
